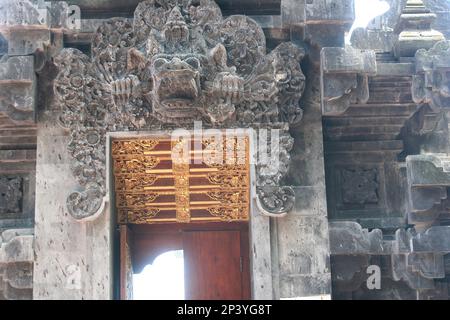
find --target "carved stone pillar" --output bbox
[0,0,48,300]
[268,0,359,300]
[0,0,78,300]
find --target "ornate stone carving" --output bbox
[254,125,295,215]
[320,46,376,116]
[341,167,379,205]
[412,40,450,112]
[0,176,22,215]
[406,154,450,229]
[52,0,306,220]
[0,228,34,300]
[66,184,104,220]
[330,221,450,291]
[256,186,295,216]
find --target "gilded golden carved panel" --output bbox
[112,134,250,224]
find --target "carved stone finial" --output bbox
[393,0,445,58]
[163,6,189,43]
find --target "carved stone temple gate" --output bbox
[1,0,450,300]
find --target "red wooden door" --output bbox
[120,225,134,300]
[183,230,249,300]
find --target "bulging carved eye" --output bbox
[185,57,200,69]
[275,71,289,83]
[153,58,167,69]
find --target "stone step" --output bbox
[324,140,404,153]
[324,116,410,127]
[0,134,37,149]
[325,126,401,141]
[0,158,36,173]
[325,150,400,162]
[326,125,403,135]
[376,57,397,63]
[367,91,413,104]
[369,76,412,83]
[376,63,415,76]
[369,85,412,93]
[0,127,37,136]
[0,149,36,160]
[0,114,34,127]
[376,52,397,62]
[343,103,418,117]
[369,81,411,88]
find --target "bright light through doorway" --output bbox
[133,250,185,300]
[346,0,391,44]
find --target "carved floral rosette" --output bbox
[52,0,306,220]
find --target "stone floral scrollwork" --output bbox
[53,0,306,220]
[255,125,295,215]
[66,184,104,220]
[256,186,295,217]
[220,15,266,76]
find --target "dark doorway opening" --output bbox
[119,222,251,300]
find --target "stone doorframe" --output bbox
[32,0,317,299]
[106,129,274,299]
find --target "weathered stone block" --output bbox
[321,47,376,116]
[33,122,112,299]
[6,28,50,56]
[321,47,376,74]
[0,233,33,263]
[406,154,450,227]
[0,0,46,26]
[279,273,331,298]
[281,0,355,26]
[329,221,385,255]
[329,221,450,292]
[291,186,327,216]
[412,40,450,112]
[276,215,330,281]
[0,55,35,122]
